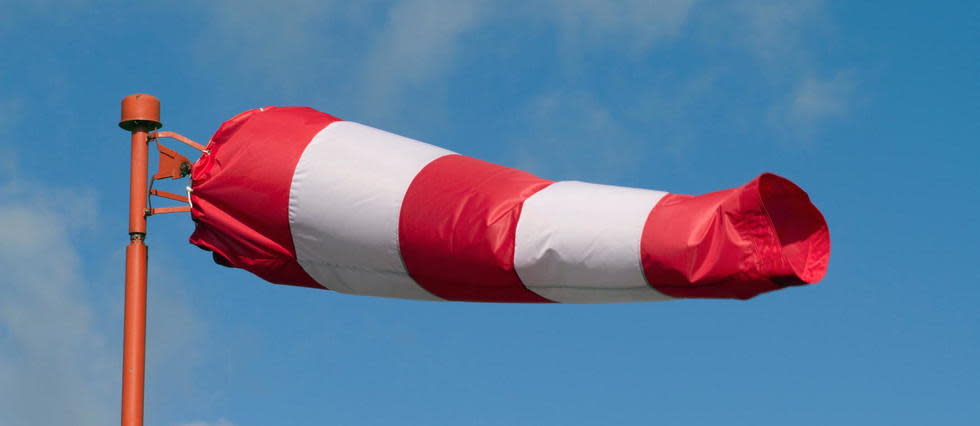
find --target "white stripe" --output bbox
[289,121,453,300]
[514,181,673,303]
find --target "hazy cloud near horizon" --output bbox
[0,165,114,426]
[0,158,212,425]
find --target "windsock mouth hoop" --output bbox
[757,173,831,285]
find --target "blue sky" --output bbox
[1,1,978,425]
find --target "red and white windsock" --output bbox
[189,106,830,303]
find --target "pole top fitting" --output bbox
[119,93,162,131]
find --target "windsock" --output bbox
[189,106,830,303]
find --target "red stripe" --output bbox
[399,155,555,302]
[640,173,830,299]
[189,106,341,289]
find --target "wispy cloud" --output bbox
[769,71,855,139]
[546,0,697,52]
[194,0,487,119]
[359,0,486,118]
[726,0,827,64]
[0,157,214,424]
[0,0,91,32]
[0,167,112,426]
[789,73,855,121]
[510,91,645,182]
[713,0,855,138]
[192,0,698,124]
[190,0,851,153]
[194,0,339,96]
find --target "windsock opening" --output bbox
[757,173,830,285]
[641,173,830,300]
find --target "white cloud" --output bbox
[190,0,850,147]
[199,0,334,59]
[729,0,826,63]
[193,0,487,116]
[791,73,853,120]
[546,0,697,52]
[770,72,855,138]
[511,91,644,181]
[688,0,854,140]
[191,0,697,117]
[0,170,112,426]
[0,0,91,31]
[0,159,213,425]
[360,0,485,116]
[194,0,339,96]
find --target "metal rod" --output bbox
[148,206,192,215]
[150,131,208,152]
[149,189,189,203]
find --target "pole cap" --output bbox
[119,93,162,131]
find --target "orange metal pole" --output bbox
[119,94,162,426]
[122,237,147,426]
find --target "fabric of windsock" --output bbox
[189,106,830,303]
